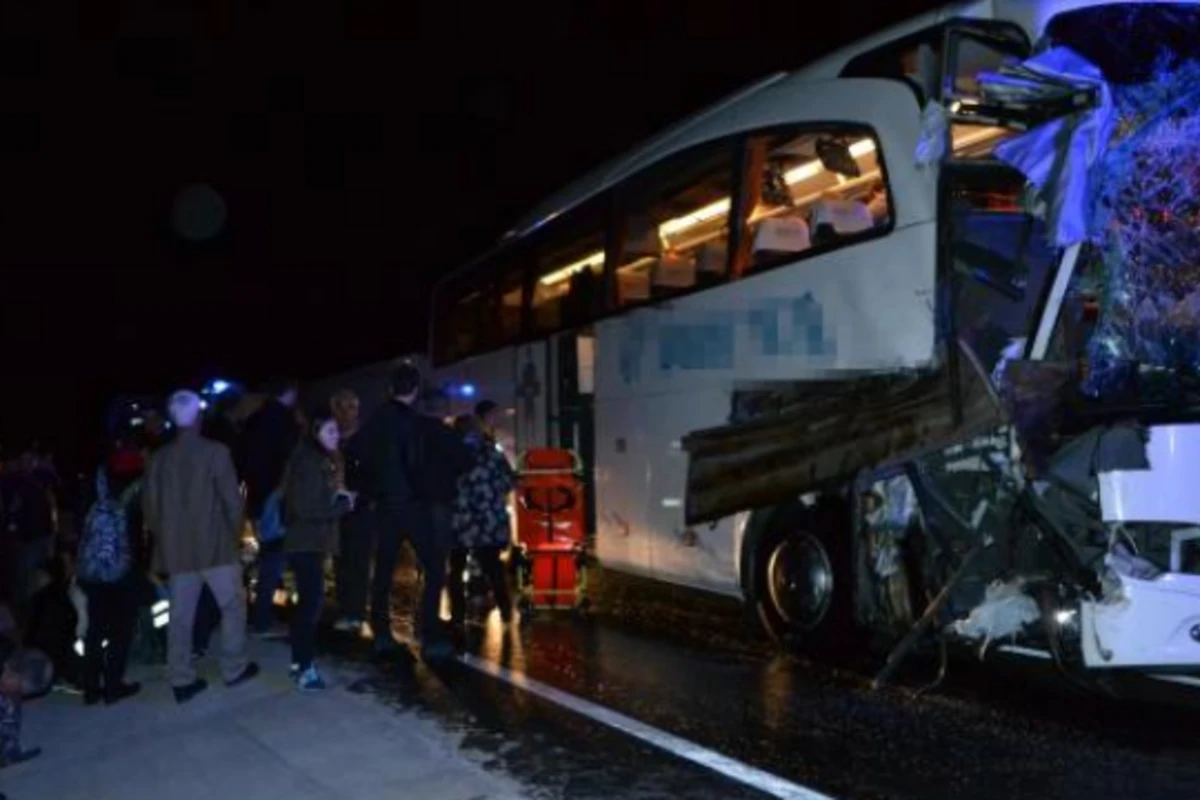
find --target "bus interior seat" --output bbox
[752,216,811,267]
[811,197,874,247]
[653,250,697,290]
[696,240,727,285]
[618,265,652,302]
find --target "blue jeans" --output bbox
[289,552,324,671]
[252,541,287,633]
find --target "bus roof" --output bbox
[497,1,995,245]
[446,0,1148,283]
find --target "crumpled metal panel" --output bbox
[682,343,1007,525]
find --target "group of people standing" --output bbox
[261,362,515,680]
[70,361,517,704]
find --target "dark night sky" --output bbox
[0,1,938,465]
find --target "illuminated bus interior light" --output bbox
[658,197,731,238]
[539,251,605,287]
[540,138,882,287]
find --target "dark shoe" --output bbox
[372,636,404,657]
[173,679,208,704]
[104,682,141,705]
[420,639,456,664]
[1,747,42,767]
[225,661,260,688]
[83,690,102,706]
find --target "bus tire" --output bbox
[748,499,854,654]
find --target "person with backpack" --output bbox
[75,443,144,705]
[241,379,300,637]
[282,411,355,690]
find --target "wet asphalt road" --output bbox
[321,564,1200,800]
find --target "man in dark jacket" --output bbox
[359,363,471,662]
[240,379,300,634]
[242,380,300,518]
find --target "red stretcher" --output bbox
[513,448,590,615]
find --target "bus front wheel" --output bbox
[749,501,853,654]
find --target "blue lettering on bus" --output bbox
[618,292,836,382]
[745,292,834,358]
[618,316,647,384]
[659,311,735,371]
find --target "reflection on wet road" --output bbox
[334,643,770,799]
[327,567,1200,800]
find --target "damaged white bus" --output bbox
[428,0,1200,698]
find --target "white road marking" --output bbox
[1146,674,1200,689]
[458,652,836,800]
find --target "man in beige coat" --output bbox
[144,390,259,703]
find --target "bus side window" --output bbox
[495,269,525,344]
[440,288,483,363]
[530,206,606,335]
[477,264,526,352]
[737,126,891,276]
[615,145,736,308]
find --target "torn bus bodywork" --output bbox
[684,4,1200,694]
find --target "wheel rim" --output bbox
[767,532,834,631]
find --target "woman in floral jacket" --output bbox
[448,414,515,627]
